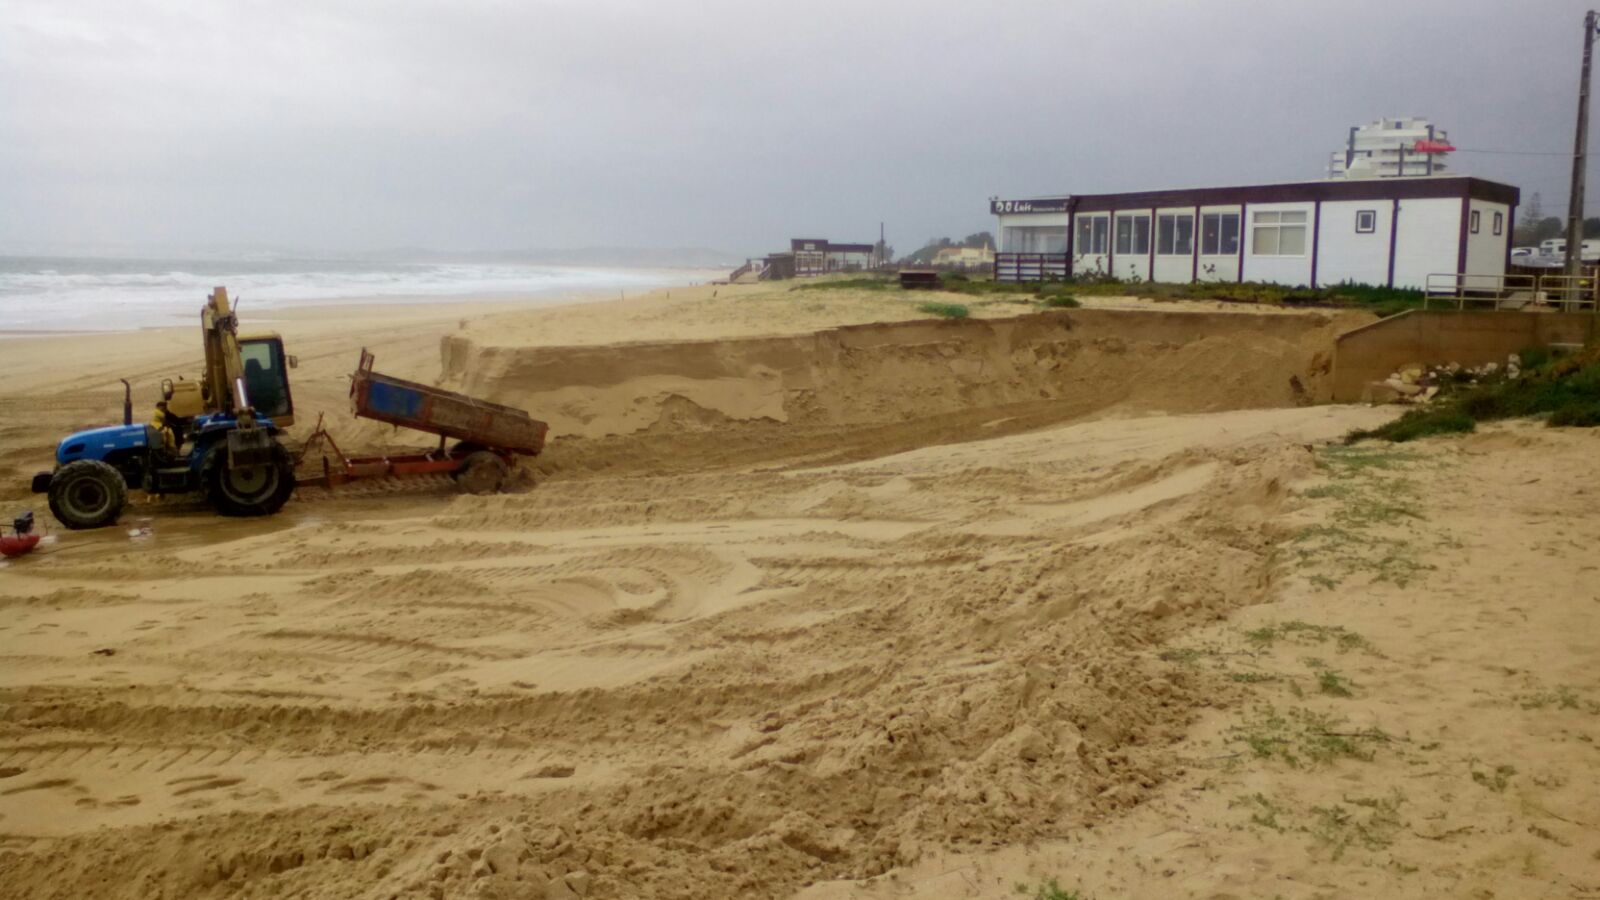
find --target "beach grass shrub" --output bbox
[788,272,1422,316]
[790,276,895,292]
[917,302,970,319]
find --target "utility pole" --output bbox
[1565,10,1598,279]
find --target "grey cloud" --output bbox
[1,0,1593,256]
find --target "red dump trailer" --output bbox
[297,349,548,494]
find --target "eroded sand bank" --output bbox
[1,282,1596,899]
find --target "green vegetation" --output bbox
[1158,646,1208,665]
[1515,685,1600,713]
[1316,668,1356,698]
[1291,445,1435,588]
[917,302,970,319]
[1040,276,1423,316]
[789,276,894,292]
[1041,294,1081,308]
[1244,620,1374,655]
[1233,792,1289,831]
[1309,792,1406,860]
[1350,347,1600,443]
[790,271,1420,315]
[1470,763,1517,793]
[1227,704,1388,767]
[1233,790,1407,861]
[1014,879,1089,900]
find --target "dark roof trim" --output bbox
[829,243,875,253]
[1062,177,1518,213]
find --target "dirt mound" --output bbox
[442,309,1356,441]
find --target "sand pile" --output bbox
[441,309,1360,441]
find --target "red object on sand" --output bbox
[0,533,40,558]
[1413,140,1456,153]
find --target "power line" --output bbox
[1452,147,1572,157]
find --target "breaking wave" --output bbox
[0,257,710,333]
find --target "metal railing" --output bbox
[1423,273,1537,310]
[994,252,1069,283]
[1531,274,1600,312]
[1418,272,1600,311]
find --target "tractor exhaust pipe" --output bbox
[120,379,132,426]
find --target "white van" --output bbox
[1539,238,1600,260]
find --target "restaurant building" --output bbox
[989,176,1518,290]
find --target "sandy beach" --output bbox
[2,280,1598,899]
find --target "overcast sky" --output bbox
[1,0,1595,258]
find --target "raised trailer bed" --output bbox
[296,349,548,494]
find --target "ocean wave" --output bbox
[0,260,704,332]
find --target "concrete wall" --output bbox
[1332,311,1600,401]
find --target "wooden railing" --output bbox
[994,252,1068,283]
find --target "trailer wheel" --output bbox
[48,459,128,530]
[455,451,508,495]
[203,440,297,517]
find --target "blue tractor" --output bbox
[31,287,299,529]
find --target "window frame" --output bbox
[1355,210,1377,234]
[1469,210,1481,234]
[1074,214,1110,255]
[1114,213,1151,256]
[1250,209,1309,258]
[1156,213,1195,256]
[1493,211,1504,236]
[1200,212,1241,256]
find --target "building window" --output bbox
[1114,214,1151,255]
[1355,210,1377,234]
[1493,211,1504,236]
[1157,214,1195,255]
[1200,213,1240,255]
[1075,215,1109,255]
[1470,210,1481,234]
[1251,210,1308,256]
[1002,226,1067,254]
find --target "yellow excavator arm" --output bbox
[200,287,254,425]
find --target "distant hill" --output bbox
[902,232,994,266]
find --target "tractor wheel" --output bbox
[455,451,508,495]
[203,440,297,517]
[48,459,128,530]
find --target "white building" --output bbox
[990,175,1518,289]
[932,245,995,269]
[1329,117,1451,179]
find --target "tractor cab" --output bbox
[158,334,293,442]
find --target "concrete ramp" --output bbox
[1332,310,1600,402]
